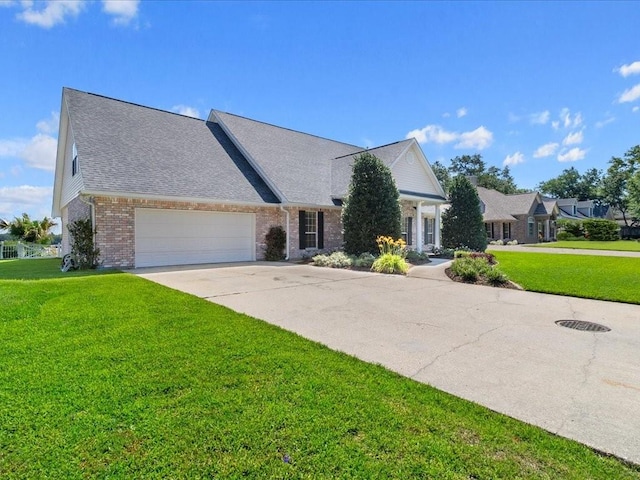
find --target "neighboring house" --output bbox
[52,88,447,268]
[555,198,608,220]
[476,187,558,243]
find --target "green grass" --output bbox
[531,240,640,252]
[1,259,639,478]
[492,252,640,304]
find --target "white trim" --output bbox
[416,202,423,253]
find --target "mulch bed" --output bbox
[445,267,522,290]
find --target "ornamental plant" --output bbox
[371,236,409,274]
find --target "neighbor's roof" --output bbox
[64,88,279,204]
[477,187,556,222]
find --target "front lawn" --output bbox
[492,252,640,304]
[531,240,640,252]
[1,259,638,478]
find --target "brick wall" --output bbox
[61,196,91,255]
[287,207,343,258]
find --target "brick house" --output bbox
[477,187,558,243]
[52,88,447,268]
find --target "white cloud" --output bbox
[171,105,200,119]
[102,0,139,25]
[530,110,550,125]
[559,108,582,129]
[0,185,53,221]
[562,130,583,146]
[617,61,640,77]
[533,142,559,158]
[456,107,468,118]
[618,83,640,103]
[551,120,560,130]
[406,125,458,145]
[455,126,493,150]
[36,111,60,134]
[406,124,493,150]
[595,116,615,128]
[633,106,639,113]
[442,112,451,118]
[16,0,85,28]
[0,0,16,7]
[503,152,524,166]
[0,113,59,171]
[558,147,587,163]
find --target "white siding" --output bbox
[60,116,84,209]
[391,146,442,195]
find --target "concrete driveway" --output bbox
[134,262,640,464]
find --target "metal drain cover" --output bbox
[555,320,611,332]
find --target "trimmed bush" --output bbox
[450,256,509,285]
[342,152,402,255]
[583,219,620,241]
[405,249,431,263]
[353,252,376,268]
[264,225,287,261]
[557,219,584,238]
[67,218,100,269]
[442,176,487,252]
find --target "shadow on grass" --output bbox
[0,258,120,280]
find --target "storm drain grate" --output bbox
[555,320,611,332]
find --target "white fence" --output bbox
[0,241,62,260]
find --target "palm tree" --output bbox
[2,213,58,244]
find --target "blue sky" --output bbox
[1,1,639,233]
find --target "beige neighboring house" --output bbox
[52,88,447,268]
[477,187,558,243]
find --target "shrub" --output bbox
[582,219,620,241]
[485,267,509,285]
[489,239,504,245]
[557,219,584,238]
[470,251,496,265]
[371,253,409,274]
[353,252,376,268]
[442,176,487,252]
[67,218,100,269]
[506,239,518,245]
[342,152,402,255]
[264,225,287,261]
[405,249,431,263]
[312,251,352,268]
[432,246,455,258]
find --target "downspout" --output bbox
[279,205,290,260]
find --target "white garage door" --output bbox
[135,209,255,268]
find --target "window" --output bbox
[305,211,317,249]
[425,218,435,244]
[528,216,535,236]
[298,211,324,250]
[402,217,413,245]
[71,143,78,176]
[502,223,511,239]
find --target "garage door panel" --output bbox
[135,209,255,267]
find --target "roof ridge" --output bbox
[332,138,412,161]
[64,87,204,121]
[212,109,363,150]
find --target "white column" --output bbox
[416,202,423,253]
[434,204,441,248]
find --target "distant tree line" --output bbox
[432,145,640,227]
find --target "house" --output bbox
[52,88,447,268]
[476,187,558,243]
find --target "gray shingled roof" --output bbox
[476,187,517,222]
[65,88,279,204]
[477,187,556,221]
[213,110,364,206]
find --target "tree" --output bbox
[537,167,602,200]
[441,176,487,251]
[447,154,520,194]
[602,145,640,226]
[0,213,57,244]
[431,160,451,194]
[342,152,402,255]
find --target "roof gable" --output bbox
[59,88,278,205]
